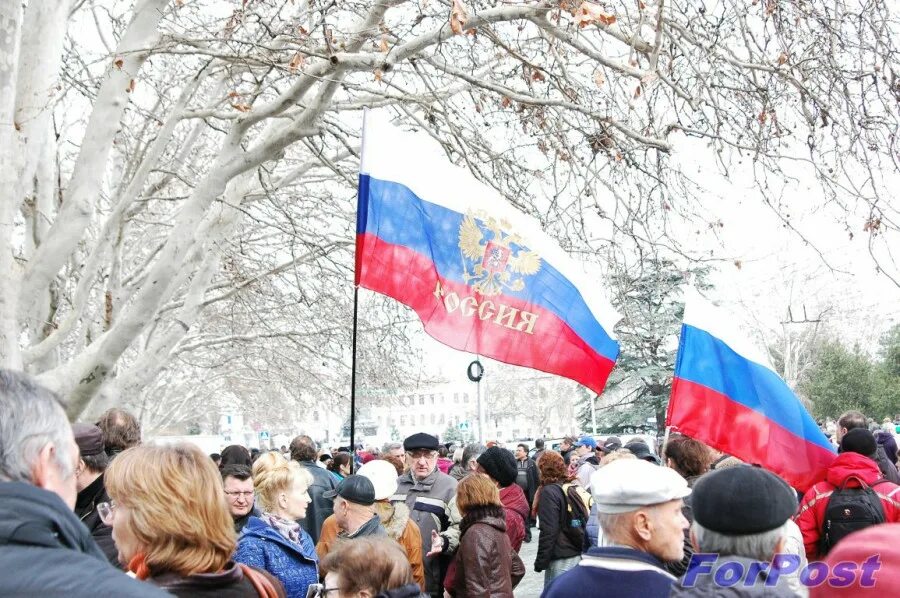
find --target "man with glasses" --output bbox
[393,433,459,597]
[221,464,259,533]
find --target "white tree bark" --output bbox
[19,0,171,331]
[0,0,24,368]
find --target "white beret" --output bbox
[590,458,691,513]
[357,459,399,501]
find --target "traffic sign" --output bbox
[458,422,469,431]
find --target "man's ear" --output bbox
[689,529,699,552]
[633,510,653,542]
[31,443,58,490]
[771,536,786,560]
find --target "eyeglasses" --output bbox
[97,500,116,525]
[224,490,254,499]
[305,583,340,598]
[408,449,437,460]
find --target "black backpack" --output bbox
[820,475,886,554]
[559,483,592,550]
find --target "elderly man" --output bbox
[290,434,337,544]
[221,464,259,533]
[317,475,386,559]
[670,466,800,596]
[394,432,459,597]
[72,423,117,565]
[0,370,167,596]
[542,459,691,597]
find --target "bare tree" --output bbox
[1,0,896,422]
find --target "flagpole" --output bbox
[349,109,368,472]
[349,285,359,470]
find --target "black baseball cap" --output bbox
[323,474,376,506]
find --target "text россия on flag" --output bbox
[355,112,620,394]
[667,289,836,491]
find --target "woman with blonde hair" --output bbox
[235,451,319,597]
[102,443,284,596]
[444,473,524,597]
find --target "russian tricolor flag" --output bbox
[355,112,620,394]
[668,290,836,491]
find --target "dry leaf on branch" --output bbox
[777,52,789,66]
[232,103,251,112]
[594,71,606,87]
[126,79,136,93]
[288,52,304,73]
[113,58,124,69]
[379,35,389,53]
[576,1,616,28]
[500,96,511,108]
[450,0,468,35]
[374,68,383,82]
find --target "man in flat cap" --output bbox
[542,459,690,597]
[72,423,118,566]
[671,466,800,596]
[393,432,459,597]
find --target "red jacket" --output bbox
[795,451,900,560]
[499,484,529,553]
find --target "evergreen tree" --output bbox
[581,257,710,434]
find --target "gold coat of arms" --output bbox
[458,211,541,296]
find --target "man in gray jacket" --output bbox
[392,432,459,597]
[290,434,337,544]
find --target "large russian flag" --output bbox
[355,112,620,394]
[667,290,836,491]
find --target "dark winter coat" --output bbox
[873,445,900,484]
[149,561,286,597]
[541,546,675,598]
[376,583,429,598]
[234,503,262,535]
[669,555,797,597]
[514,457,539,506]
[74,473,119,566]
[450,505,524,598]
[235,516,319,598]
[535,483,583,571]
[499,484,529,552]
[0,481,169,597]
[296,461,336,544]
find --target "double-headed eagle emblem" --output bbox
[458,211,541,296]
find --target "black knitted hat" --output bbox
[840,428,877,457]
[476,446,518,487]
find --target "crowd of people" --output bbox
[1,367,899,597]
